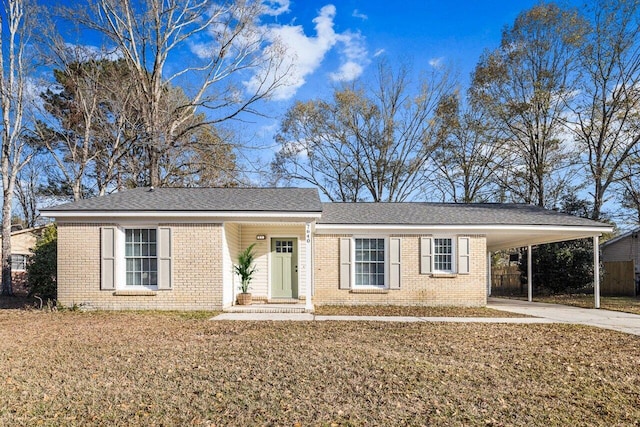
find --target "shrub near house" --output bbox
[26,225,57,301]
[0,225,47,296]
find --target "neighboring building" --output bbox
[0,226,47,295]
[40,187,612,311]
[601,227,640,289]
[601,228,640,267]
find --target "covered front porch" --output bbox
[222,221,316,311]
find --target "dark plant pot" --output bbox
[237,293,252,305]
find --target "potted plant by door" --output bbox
[235,243,257,305]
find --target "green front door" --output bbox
[271,238,298,299]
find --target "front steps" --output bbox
[224,302,311,313]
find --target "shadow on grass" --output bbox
[0,295,38,310]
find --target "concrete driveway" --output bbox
[488,297,640,336]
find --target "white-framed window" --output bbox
[124,228,158,287]
[102,225,171,291]
[433,237,454,273]
[421,236,470,275]
[11,254,27,271]
[340,236,401,290]
[354,237,386,287]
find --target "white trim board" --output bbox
[315,224,611,233]
[40,210,322,220]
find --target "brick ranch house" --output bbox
[1,225,47,296]
[40,187,612,311]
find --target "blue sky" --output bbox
[238,0,585,170]
[52,0,588,178]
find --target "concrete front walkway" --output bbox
[212,312,556,323]
[213,298,640,336]
[487,297,640,336]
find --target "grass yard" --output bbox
[1,309,640,426]
[314,305,531,317]
[532,294,640,315]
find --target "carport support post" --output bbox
[487,252,492,297]
[527,245,533,302]
[594,235,600,309]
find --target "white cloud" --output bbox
[329,61,364,82]
[330,30,368,82]
[258,121,279,139]
[373,48,385,57]
[190,43,214,60]
[337,30,367,60]
[428,57,445,68]
[245,4,369,100]
[191,4,266,62]
[352,9,368,20]
[262,0,290,16]
[25,77,48,111]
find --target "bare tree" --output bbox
[273,60,454,202]
[110,84,238,188]
[171,125,238,187]
[14,156,44,228]
[470,3,585,207]
[37,48,238,197]
[0,0,38,295]
[68,0,290,187]
[620,180,640,226]
[430,93,504,203]
[568,0,640,220]
[618,155,640,225]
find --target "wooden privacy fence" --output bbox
[491,265,523,295]
[602,261,636,296]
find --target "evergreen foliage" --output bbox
[26,225,57,301]
[519,195,601,294]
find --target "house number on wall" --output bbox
[306,224,311,244]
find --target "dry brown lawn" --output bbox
[533,294,640,315]
[314,305,530,317]
[1,308,640,426]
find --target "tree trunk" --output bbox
[73,180,82,202]
[592,180,603,221]
[537,173,545,207]
[149,146,160,187]
[1,186,12,296]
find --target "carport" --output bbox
[485,223,614,308]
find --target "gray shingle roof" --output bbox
[600,226,640,247]
[45,187,323,212]
[43,187,610,229]
[318,202,609,227]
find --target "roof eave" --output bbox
[600,227,640,247]
[40,210,323,220]
[315,223,613,232]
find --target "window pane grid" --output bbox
[275,240,293,253]
[355,238,385,287]
[434,238,453,272]
[11,254,27,271]
[125,229,157,287]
